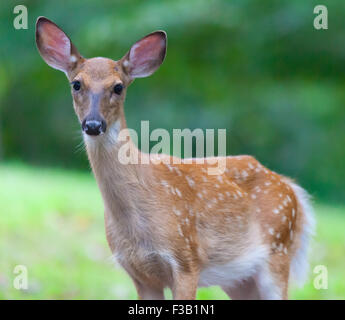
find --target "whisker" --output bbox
[74,130,85,154]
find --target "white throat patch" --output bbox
[105,120,122,146]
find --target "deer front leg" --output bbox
[133,279,165,300]
[172,271,199,300]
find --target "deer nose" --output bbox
[82,119,107,136]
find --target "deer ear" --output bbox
[36,17,82,74]
[121,31,167,79]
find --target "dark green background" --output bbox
[1,0,344,203]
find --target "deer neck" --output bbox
[83,112,150,218]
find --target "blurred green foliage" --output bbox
[0,0,345,204]
[1,163,344,299]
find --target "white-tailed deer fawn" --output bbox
[36,17,315,300]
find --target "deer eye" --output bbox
[114,83,123,95]
[72,81,81,91]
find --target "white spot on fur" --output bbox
[177,225,183,237]
[175,188,182,198]
[170,186,176,195]
[173,207,181,216]
[161,180,169,188]
[217,175,223,183]
[185,175,195,187]
[174,167,182,176]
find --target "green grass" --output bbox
[0,163,344,299]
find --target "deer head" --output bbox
[36,17,166,137]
